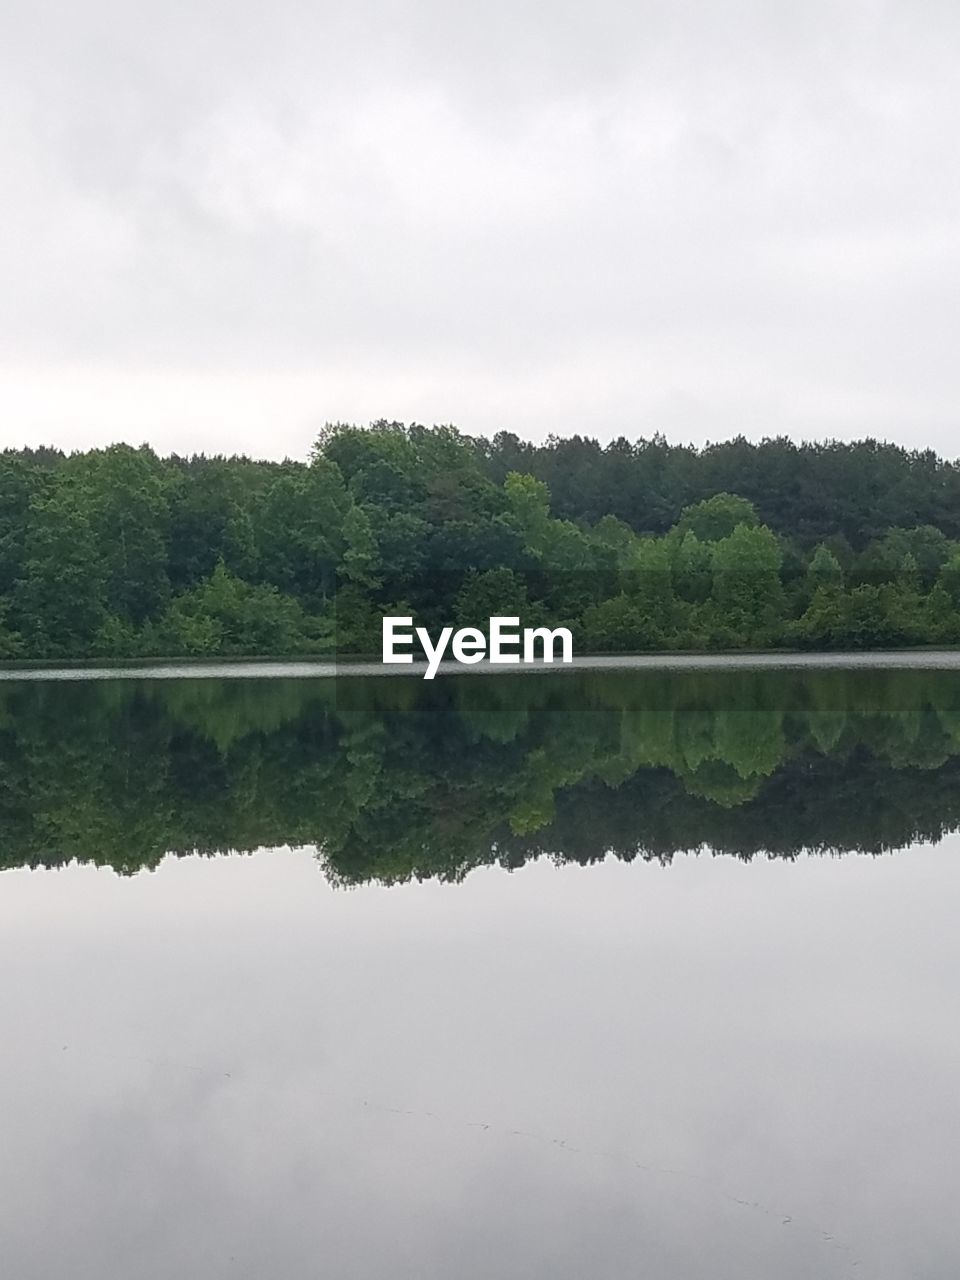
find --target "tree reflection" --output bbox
[2,667,960,884]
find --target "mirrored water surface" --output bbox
[2,664,959,1278]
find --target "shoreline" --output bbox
[3,647,960,680]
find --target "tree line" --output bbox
[3,423,960,659]
[2,666,960,882]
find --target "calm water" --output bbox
[2,663,960,1278]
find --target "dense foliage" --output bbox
[4,424,960,658]
[3,667,960,882]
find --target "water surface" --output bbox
[1,665,958,1278]
[4,646,960,680]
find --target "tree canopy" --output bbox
[3,425,960,660]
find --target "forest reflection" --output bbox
[2,666,960,884]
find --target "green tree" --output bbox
[66,444,170,623]
[937,549,960,606]
[153,562,317,656]
[257,459,350,601]
[580,594,665,652]
[167,461,258,589]
[16,488,107,656]
[808,544,844,591]
[672,530,714,605]
[0,455,41,599]
[503,472,551,549]
[622,538,675,631]
[341,505,382,589]
[454,568,538,630]
[790,587,845,649]
[709,524,785,645]
[677,493,759,542]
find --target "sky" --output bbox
[2,0,959,461]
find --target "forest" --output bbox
[2,667,960,883]
[4,422,960,659]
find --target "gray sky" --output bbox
[2,0,959,460]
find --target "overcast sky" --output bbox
[2,0,959,460]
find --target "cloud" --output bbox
[2,0,959,456]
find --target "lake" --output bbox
[1,660,959,1278]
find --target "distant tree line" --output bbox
[2,666,960,882]
[3,423,960,659]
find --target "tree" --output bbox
[503,472,551,549]
[622,538,675,630]
[808,544,844,591]
[937,550,960,607]
[166,460,258,589]
[709,523,785,645]
[790,587,845,649]
[676,493,759,542]
[5,425,960,663]
[257,460,350,601]
[0,454,40,598]
[0,601,23,658]
[454,568,536,630]
[592,515,638,564]
[341,505,382,589]
[152,562,317,656]
[580,594,665,652]
[66,444,170,623]
[672,531,714,605]
[16,487,107,656]
[839,585,917,649]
